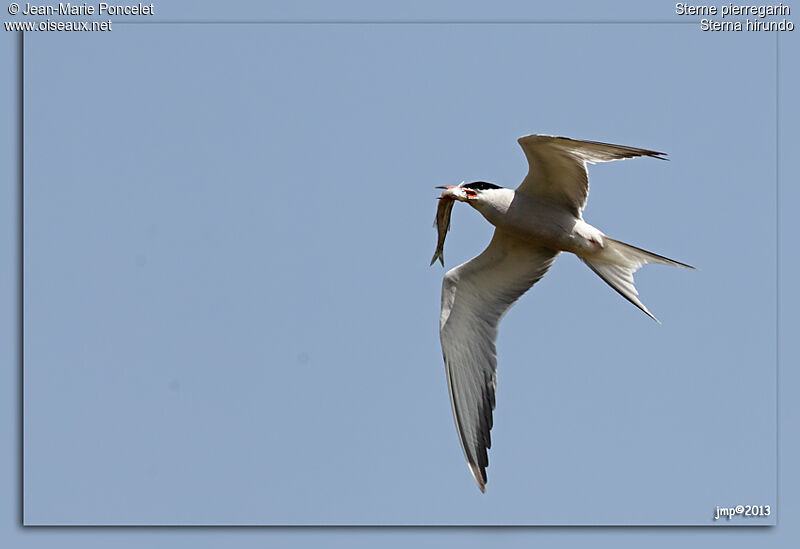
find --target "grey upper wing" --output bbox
[439,229,559,492]
[516,135,667,216]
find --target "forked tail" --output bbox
[581,238,694,323]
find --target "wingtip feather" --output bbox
[469,464,487,493]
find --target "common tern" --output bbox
[432,134,693,493]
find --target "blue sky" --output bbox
[2,0,799,546]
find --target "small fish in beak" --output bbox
[430,187,457,266]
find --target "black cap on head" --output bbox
[462,181,501,191]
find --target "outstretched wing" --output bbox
[439,229,559,492]
[516,135,667,216]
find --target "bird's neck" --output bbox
[471,189,514,225]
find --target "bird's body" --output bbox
[468,187,600,254]
[432,135,693,493]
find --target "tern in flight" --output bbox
[431,135,693,493]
